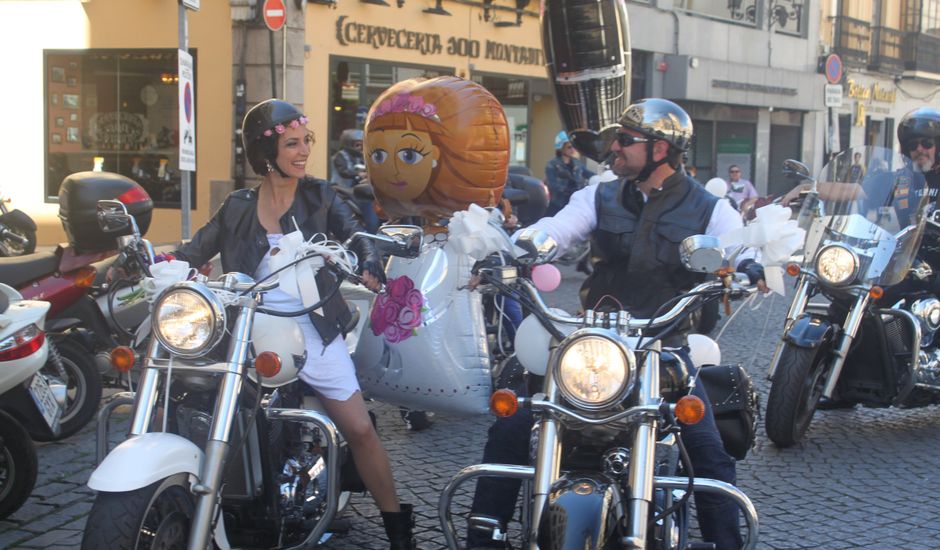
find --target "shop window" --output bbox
[770,0,804,35]
[44,50,195,208]
[328,57,452,178]
[690,120,714,182]
[675,0,758,26]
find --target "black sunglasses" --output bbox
[615,133,651,147]
[906,138,936,151]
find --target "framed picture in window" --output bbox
[68,61,78,70]
[67,77,77,88]
[66,127,79,142]
[51,67,65,83]
[63,94,79,109]
[70,113,78,122]
[52,133,63,144]
[55,116,65,127]
[51,93,59,106]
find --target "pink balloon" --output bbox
[532,264,562,292]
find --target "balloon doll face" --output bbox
[366,122,440,201]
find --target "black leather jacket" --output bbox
[174,176,378,344]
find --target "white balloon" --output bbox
[514,310,576,376]
[687,333,722,367]
[704,177,728,198]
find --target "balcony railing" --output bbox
[869,26,905,74]
[831,15,870,68]
[903,32,940,75]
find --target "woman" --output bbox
[174,99,415,549]
[544,130,594,216]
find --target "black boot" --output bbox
[381,503,416,550]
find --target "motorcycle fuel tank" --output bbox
[541,0,632,162]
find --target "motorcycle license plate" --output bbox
[29,374,62,432]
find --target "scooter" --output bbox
[0,283,63,519]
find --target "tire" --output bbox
[0,413,38,520]
[81,474,194,550]
[34,338,102,441]
[765,344,831,447]
[0,220,36,256]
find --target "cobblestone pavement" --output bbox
[3,267,940,549]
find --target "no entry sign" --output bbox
[263,0,287,32]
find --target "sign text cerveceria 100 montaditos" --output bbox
[334,16,543,66]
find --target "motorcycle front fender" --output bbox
[536,472,622,550]
[783,314,834,349]
[88,432,204,493]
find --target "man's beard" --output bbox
[611,153,639,179]
[912,152,935,172]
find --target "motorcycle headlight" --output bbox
[152,282,226,358]
[814,245,858,285]
[553,330,636,411]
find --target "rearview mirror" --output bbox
[513,228,558,265]
[781,159,813,182]
[680,235,724,273]
[97,200,134,235]
[353,225,424,259]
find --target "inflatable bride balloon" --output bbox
[352,76,512,415]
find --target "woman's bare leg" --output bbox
[320,391,400,512]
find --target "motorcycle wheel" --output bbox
[0,221,36,256]
[34,339,102,441]
[0,413,38,520]
[765,344,830,447]
[81,474,194,550]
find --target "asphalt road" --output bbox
[2,265,939,549]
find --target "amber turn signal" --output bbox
[110,346,136,373]
[255,351,282,378]
[75,266,98,288]
[785,262,801,277]
[869,286,884,300]
[490,388,519,418]
[675,395,706,425]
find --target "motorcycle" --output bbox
[439,231,760,549]
[83,203,422,550]
[0,283,62,519]
[0,192,37,256]
[764,146,938,447]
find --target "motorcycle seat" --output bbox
[0,252,60,287]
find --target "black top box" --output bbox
[58,172,153,253]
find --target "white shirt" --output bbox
[525,181,755,266]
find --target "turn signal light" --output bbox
[785,263,801,277]
[75,266,98,288]
[110,346,136,373]
[255,351,282,378]
[869,286,884,300]
[675,395,706,425]
[490,389,519,418]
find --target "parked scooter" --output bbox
[0,192,37,256]
[0,283,62,519]
[83,213,422,549]
[765,146,940,447]
[0,172,154,440]
[439,231,760,549]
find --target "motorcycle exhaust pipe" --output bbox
[540,0,632,163]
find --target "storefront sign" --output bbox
[845,79,896,103]
[335,16,543,66]
[711,79,797,96]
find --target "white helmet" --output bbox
[248,313,307,388]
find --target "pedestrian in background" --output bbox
[331,128,380,232]
[544,131,594,215]
[727,164,758,213]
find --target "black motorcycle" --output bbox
[765,146,940,447]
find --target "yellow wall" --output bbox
[0,0,232,246]
[303,0,550,180]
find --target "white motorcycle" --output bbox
[0,283,63,519]
[82,202,422,550]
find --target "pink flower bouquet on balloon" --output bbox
[369,276,426,343]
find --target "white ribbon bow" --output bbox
[447,204,523,260]
[719,204,805,295]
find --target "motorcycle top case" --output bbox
[58,171,153,252]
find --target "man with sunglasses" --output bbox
[465,99,762,550]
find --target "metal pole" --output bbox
[282,21,287,99]
[178,4,191,239]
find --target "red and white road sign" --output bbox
[263,0,286,32]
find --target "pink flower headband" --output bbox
[263,116,309,137]
[369,93,439,123]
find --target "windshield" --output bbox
[802,146,929,286]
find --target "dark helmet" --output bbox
[339,129,364,151]
[618,98,693,152]
[898,107,940,153]
[241,99,307,150]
